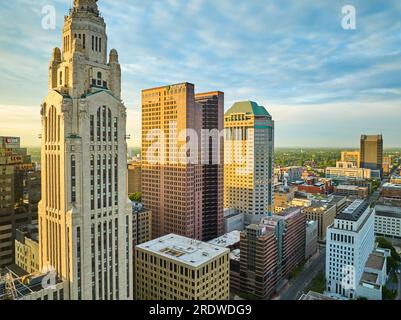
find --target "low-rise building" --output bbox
[382,182,401,199]
[374,205,401,239]
[14,224,39,274]
[274,186,295,212]
[299,291,337,300]
[135,234,230,300]
[275,166,303,183]
[356,248,391,300]
[302,202,336,242]
[305,220,318,260]
[132,202,152,246]
[390,176,401,185]
[326,162,371,180]
[334,185,369,199]
[0,267,67,300]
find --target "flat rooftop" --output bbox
[361,272,378,284]
[0,269,63,300]
[230,249,240,262]
[336,184,363,191]
[337,199,370,222]
[383,182,401,190]
[299,291,336,300]
[375,205,401,218]
[208,231,241,248]
[365,252,386,271]
[136,234,229,268]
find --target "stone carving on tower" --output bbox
[38,0,133,300]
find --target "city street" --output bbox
[278,248,326,300]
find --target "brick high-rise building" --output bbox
[141,83,202,240]
[231,207,306,299]
[195,91,224,241]
[142,83,224,241]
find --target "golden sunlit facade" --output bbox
[224,101,274,225]
[135,234,230,300]
[141,83,203,240]
[38,0,133,300]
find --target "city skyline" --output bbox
[1,0,401,148]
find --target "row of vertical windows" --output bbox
[71,156,76,203]
[74,33,86,49]
[93,107,116,143]
[77,226,82,300]
[89,220,119,300]
[92,35,102,52]
[90,154,118,210]
[126,215,130,298]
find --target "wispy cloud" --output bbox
[0,0,400,147]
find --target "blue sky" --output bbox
[0,0,400,148]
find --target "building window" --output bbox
[114,117,118,142]
[90,115,94,142]
[91,155,95,210]
[77,226,82,300]
[97,108,101,142]
[97,72,102,86]
[71,155,76,203]
[92,35,94,51]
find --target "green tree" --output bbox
[129,192,142,203]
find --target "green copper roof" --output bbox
[225,101,270,116]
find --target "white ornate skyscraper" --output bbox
[38,0,133,300]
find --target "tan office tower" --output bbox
[224,101,274,225]
[38,0,133,300]
[341,151,360,167]
[135,234,230,300]
[127,161,141,194]
[360,135,383,172]
[142,83,203,240]
[195,92,224,241]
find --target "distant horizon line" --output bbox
[23,145,401,150]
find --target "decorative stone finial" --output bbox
[52,47,61,62]
[109,49,119,63]
[74,0,98,12]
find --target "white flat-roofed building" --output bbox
[374,205,401,239]
[135,234,230,300]
[326,200,375,299]
[356,248,390,300]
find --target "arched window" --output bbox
[59,71,63,86]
